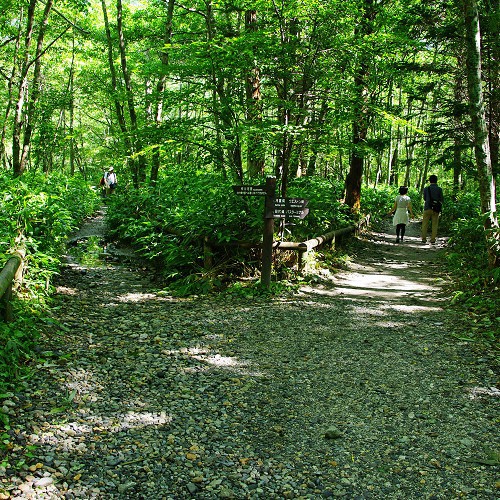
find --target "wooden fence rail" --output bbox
[0,253,23,322]
[205,215,370,271]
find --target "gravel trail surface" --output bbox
[1,214,498,499]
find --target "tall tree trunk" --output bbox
[69,33,76,176]
[101,0,131,173]
[420,140,431,193]
[461,0,499,266]
[150,0,175,185]
[204,1,228,177]
[345,0,376,210]
[306,99,328,177]
[485,0,499,179]
[117,0,146,186]
[18,0,54,176]
[1,7,23,170]
[245,10,265,178]
[273,15,300,197]
[12,0,37,177]
[452,67,466,197]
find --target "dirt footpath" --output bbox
[2,215,498,499]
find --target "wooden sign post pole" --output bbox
[261,176,276,289]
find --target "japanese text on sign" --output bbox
[232,185,267,196]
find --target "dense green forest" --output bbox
[0,0,499,391]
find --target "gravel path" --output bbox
[1,215,498,499]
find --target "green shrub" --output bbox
[0,319,39,389]
[287,176,352,238]
[446,215,499,342]
[105,170,355,293]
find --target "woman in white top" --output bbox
[390,186,414,243]
[105,167,117,195]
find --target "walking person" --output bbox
[104,167,117,196]
[421,175,444,244]
[99,170,107,198]
[390,186,414,243]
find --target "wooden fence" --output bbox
[0,216,370,319]
[205,215,370,271]
[0,252,23,322]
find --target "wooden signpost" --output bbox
[233,176,309,288]
[265,197,309,220]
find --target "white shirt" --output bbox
[105,172,117,186]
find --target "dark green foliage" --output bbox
[286,177,352,238]
[1,173,100,297]
[445,192,499,343]
[106,169,354,294]
[1,173,100,256]
[360,185,423,223]
[441,190,496,337]
[0,319,39,391]
[440,191,481,223]
[360,185,396,221]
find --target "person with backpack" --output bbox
[390,185,414,243]
[421,175,444,244]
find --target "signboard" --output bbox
[266,197,309,219]
[232,185,267,196]
[230,176,309,289]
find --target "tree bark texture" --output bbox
[101,0,131,171]
[150,0,175,185]
[117,0,146,186]
[12,0,37,177]
[245,10,265,178]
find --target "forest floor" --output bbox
[1,208,499,499]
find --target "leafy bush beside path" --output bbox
[105,171,353,288]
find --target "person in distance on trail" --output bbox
[99,170,107,198]
[390,185,414,243]
[104,167,118,196]
[421,174,444,245]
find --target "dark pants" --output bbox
[396,224,406,239]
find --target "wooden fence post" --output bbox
[0,253,23,322]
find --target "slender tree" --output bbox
[101,0,131,168]
[116,0,146,186]
[460,0,499,266]
[245,9,265,178]
[12,0,37,177]
[150,0,175,185]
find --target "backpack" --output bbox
[431,200,442,213]
[428,187,442,213]
[99,176,105,186]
